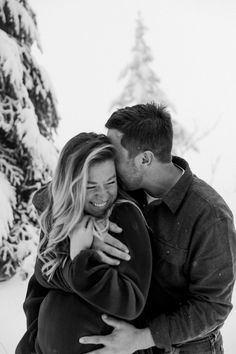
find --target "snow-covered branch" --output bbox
[0,0,42,49]
[16,106,58,176]
[0,0,59,280]
[0,28,23,90]
[0,172,16,245]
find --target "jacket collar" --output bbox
[129,156,193,214]
[161,156,193,214]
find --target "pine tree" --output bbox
[0,0,59,280]
[111,13,196,155]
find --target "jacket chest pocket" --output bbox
[153,238,188,266]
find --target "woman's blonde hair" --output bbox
[38,133,116,280]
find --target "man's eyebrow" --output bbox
[87,174,116,185]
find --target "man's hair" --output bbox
[105,102,173,162]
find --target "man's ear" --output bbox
[138,151,153,167]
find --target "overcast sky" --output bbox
[30,0,236,210]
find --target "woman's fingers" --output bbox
[108,221,123,233]
[81,215,91,227]
[100,243,130,261]
[96,250,120,266]
[92,232,130,263]
[85,217,94,229]
[104,233,129,253]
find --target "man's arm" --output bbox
[148,217,236,350]
[80,217,236,353]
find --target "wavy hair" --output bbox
[38,133,117,280]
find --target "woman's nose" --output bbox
[95,186,108,199]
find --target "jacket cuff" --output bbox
[149,314,172,351]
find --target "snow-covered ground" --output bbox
[0,272,236,354]
[0,273,30,354]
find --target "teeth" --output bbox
[92,202,107,207]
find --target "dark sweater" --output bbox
[16,186,152,354]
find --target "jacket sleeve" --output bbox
[149,216,236,350]
[36,202,152,321]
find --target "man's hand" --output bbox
[92,221,130,265]
[79,315,155,354]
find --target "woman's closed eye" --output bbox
[107,180,116,185]
[87,186,96,190]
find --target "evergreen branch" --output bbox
[0,156,24,186]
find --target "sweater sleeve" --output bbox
[33,199,152,320]
[60,202,152,320]
[16,186,51,354]
[15,274,49,354]
[34,250,73,293]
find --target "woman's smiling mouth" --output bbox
[91,201,108,208]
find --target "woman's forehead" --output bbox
[88,160,116,182]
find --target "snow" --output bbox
[0,29,23,90]
[16,106,58,176]
[0,0,59,288]
[0,273,30,354]
[16,224,38,278]
[37,63,58,103]
[0,0,42,50]
[110,15,176,114]
[0,172,16,245]
[0,273,235,354]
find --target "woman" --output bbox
[16,132,152,354]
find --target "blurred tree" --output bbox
[111,13,197,155]
[0,0,59,280]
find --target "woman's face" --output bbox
[84,159,118,218]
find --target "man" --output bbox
[79,103,236,353]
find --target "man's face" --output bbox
[107,129,143,191]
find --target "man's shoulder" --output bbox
[174,156,230,215]
[189,175,232,220]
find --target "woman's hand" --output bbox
[69,216,94,260]
[92,221,130,265]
